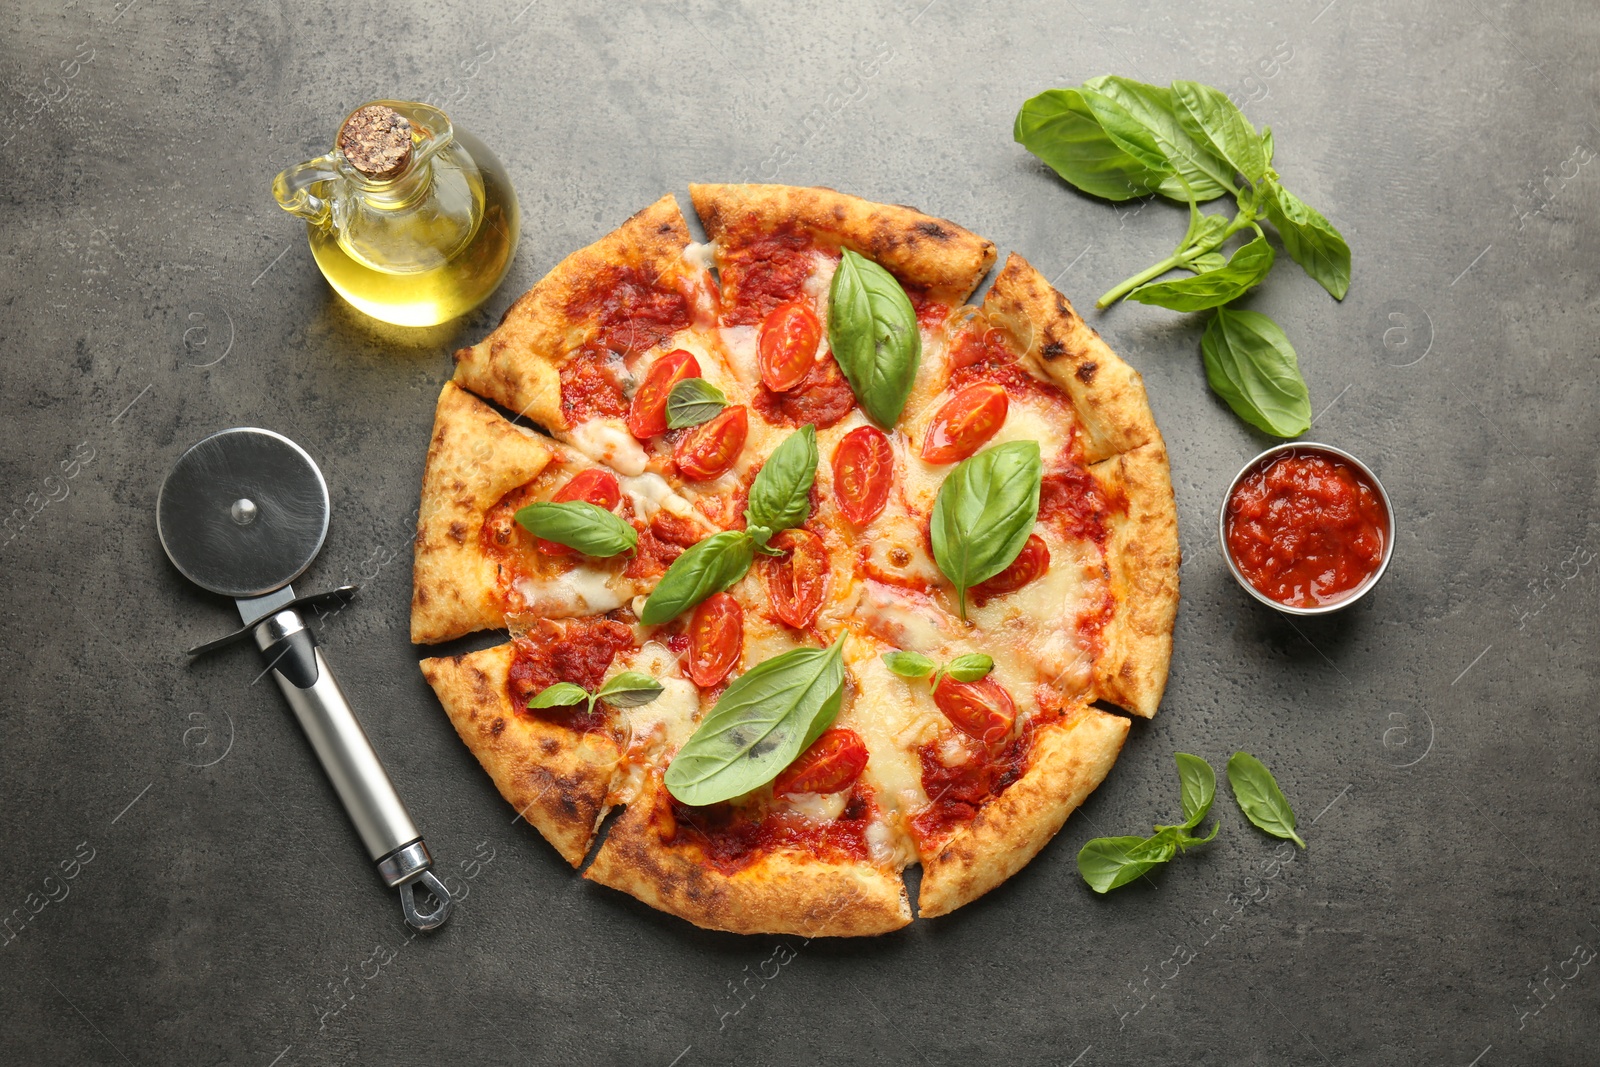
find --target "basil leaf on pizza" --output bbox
[665,377,728,429]
[1200,307,1311,437]
[1129,233,1274,312]
[515,501,638,558]
[1263,183,1351,300]
[665,641,846,806]
[594,671,666,708]
[942,653,995,683]
[1227,751,1305,848]
[528,682,590,710]
[744,424,817,537]
[639,530,756,625]
[828,250,921,428]
[1013,88,1171,201]
[930,441,1043,619]
[883,650,937,678]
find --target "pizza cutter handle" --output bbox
[253,608,452,931]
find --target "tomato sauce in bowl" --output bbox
[1220,443,1393,613]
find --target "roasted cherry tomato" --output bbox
[759,527,828,628]
[627,349,700,439]
[674,404,748,480]
[972,533,1050,600]
[773,727,869,797]
[686,592,743,688]
[921,382,1009,464]
[831,425,894,526]
[932,674,1017,745]
[535,468,624,557]
[757,300,822,392]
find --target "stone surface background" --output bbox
[2,1,1597,1064]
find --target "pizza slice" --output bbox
[411,382,718,643]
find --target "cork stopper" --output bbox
[338,105,413,181]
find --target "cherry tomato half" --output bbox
[758,300,822,392]
[627,349,701,439]
[831,425,894,526]
[932,674,1017,745]
[674,405,748,480]
[921,383,1009,464]
[759,527,828,628]
[535,468,624,557]
[686,592,743,688]
[972,533,1050,600]
[773,727,869,797]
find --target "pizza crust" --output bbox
[983,252,1160,464]
[411,382,554,644]
[1091,441,1181,718]
[452,193,696,429]
[917,703,1130,918]
[690,183,997,305]
[584,774,913,937]
[421,644,622,868]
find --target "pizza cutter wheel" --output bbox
[158,427,451,931]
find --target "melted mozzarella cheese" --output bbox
[565,418,649,477]
[801,251,838,309]
[620,472,695,523]
[785,791,848,822]
[835,651,942,822]
[987,395,1073,463]
[716,325,760,387]
[683,241,718,272]
[614,641,701,757]
[515,566,626,617]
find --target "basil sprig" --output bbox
[1201,308,1311,437]
[1078,753,1220,893]
[664,641,845,805]
[1015,75,1351,438]
[515,501,638,558]
[639,426,818,624]
[529,671,664,714]
[1226,751,1305,848]
[883,650,994,686]
[930,442,1042,620]
[827,249,921,428]
[665,378,728,429]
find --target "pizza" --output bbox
[412,184,1179,936]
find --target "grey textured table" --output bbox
[3,1,1597,1064]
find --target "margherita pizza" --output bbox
[413,184,1179,936]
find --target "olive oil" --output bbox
[275,104,520,327]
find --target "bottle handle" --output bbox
[272,152,340,226]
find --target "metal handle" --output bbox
[253,609,452,930]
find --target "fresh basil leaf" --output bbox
[1227,751,1306,847]
[1079,77,1235,203]
[528,682,590,710]
[882,650,937,679]
[1173,752,1216,829]
[1261,125,1275,168]
[943,653,995,683]
[514,501,638,558]
[639,530,755,625]
[930,441,1043,620]
[1200,308,1311,438]
[1175,819,1221,847]
[595,671,664,708]
[665,378,728,429]
[1171,80,1267,182]
[744,424,817,535]
[827,250,921,427]
[1077,833,1178,894]
[1189,251,1228,273]
[1264,183,1351,300]
[1129,234,1275,312]
[664,642,846,806]
[1013,88,1171,201]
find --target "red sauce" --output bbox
[1037,465,1120,547]
[478,481,543,601]
[908,287,950,330]
[566,264,692,355]
[717,226,831,326]
[1225,450,1389,608]
[911,719,1048,847]
[662,784,874,875]
[948,325,1069,410]
[623,510,703,581]
[506,618,637,731]
[751,351,857,429]
[559,344,630,422]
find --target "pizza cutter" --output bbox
[157,427,452,931]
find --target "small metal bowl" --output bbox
[1218,441,1396,616]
